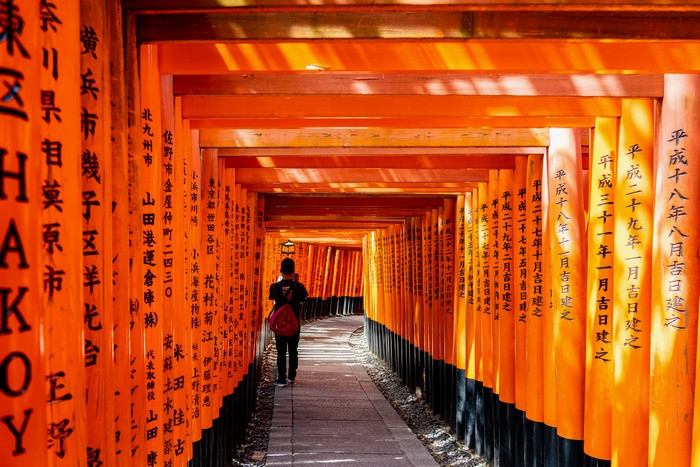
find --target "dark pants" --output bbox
[275,329,300,381]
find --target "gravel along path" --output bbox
[232,318,486,466]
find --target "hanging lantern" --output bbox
[281,239,296,256]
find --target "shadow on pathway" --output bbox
[266,315,438,466]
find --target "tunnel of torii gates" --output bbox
[4,1,700,467]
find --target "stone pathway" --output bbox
[266,315,438,466]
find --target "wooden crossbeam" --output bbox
[241,184,478,194]
[266,236,365,247]
[235,167,488,184]
[158,41,700,74]
[264,195,448,209]
[126,1,700,13]
[265,211,434,221]
[225,155,517,169]
[189,117,596,129]
[236,168,488,186]
[174,73,664,98]
[268,214,425,222]
[138,11,700,42]
[266,220,404,229]
[219,147,546,156]
[202,128,550,148]
[202,128,552,149]
[182,95,621,118]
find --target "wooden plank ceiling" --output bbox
[127,1,698,246]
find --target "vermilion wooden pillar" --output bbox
[498,169,515,464]
[525,154,544,422]
[487,170,499,463]
[222,167,235,401]
[160,74,176,467]
[653,77,700,467]
[234,185,244,387]
[240,187,252,408]
[583,117,617,462]
[246,191,258,380]
[139,43,164,467]
[200,148,219,430]
[178,106,194,463]
[126,13,145,465]
[548,128,586,461]
[480,179,493,396]
[541,149,557,461]
[473,190,482,387]
[475,182,488,456]
[39,1,87,464]
[108,0,130,462]
[425,217,434,401]
[173,97,191,466]
[612,100,653,467]
[454,194,467,440]
[0,1,46,465]
[82,2,115,464]
[488,170,498,404]
[498,169,515,407]
[444,198,456,426]
[187,128,203,452]
[512,156,528,465]
[466,189,477,449]
[413,217,425,362]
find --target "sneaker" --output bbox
[286,378,295,385]
[275,379,287,387]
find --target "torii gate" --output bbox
[1,1,699,466]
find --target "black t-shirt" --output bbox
[269,279,309,321]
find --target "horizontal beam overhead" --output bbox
[189,117,596,129]
[182,95,621,118]
[126,1,700,13]
[240,184,478,194]
[158,41,700,74]
[267,214,425,222]
[235,167,489,184]
[225,155,517,169]
[138,11,700,42]
[264,195,449,209]
[218,147,546,156]
[266,220,403,229]
[267,237,364,247]
[174,73,664,98]
[201,128,550,148]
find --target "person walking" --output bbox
[269,258,308,387]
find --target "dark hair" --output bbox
[280,258,295,275]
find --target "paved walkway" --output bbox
[266,314,438,466]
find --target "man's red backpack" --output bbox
[269,283,299,337]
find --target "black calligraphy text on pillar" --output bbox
[621,143,645,348]
[593,150,614,363]
[1,0,47,464]
[663,128,689,331]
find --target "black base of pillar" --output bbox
[558,436,584,466]
[514,408,527,466]
[455,369,466,441]
[498,401,515,467]
[525,417,544,467]
[483,385,494,462]
[492,391,500,465]
[466,377,476,449]
[475,380,484,456]
[584,454,612,467]
[544,423,558,466]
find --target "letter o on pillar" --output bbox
[0,352,31,397]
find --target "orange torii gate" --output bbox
[3,1,700,466]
